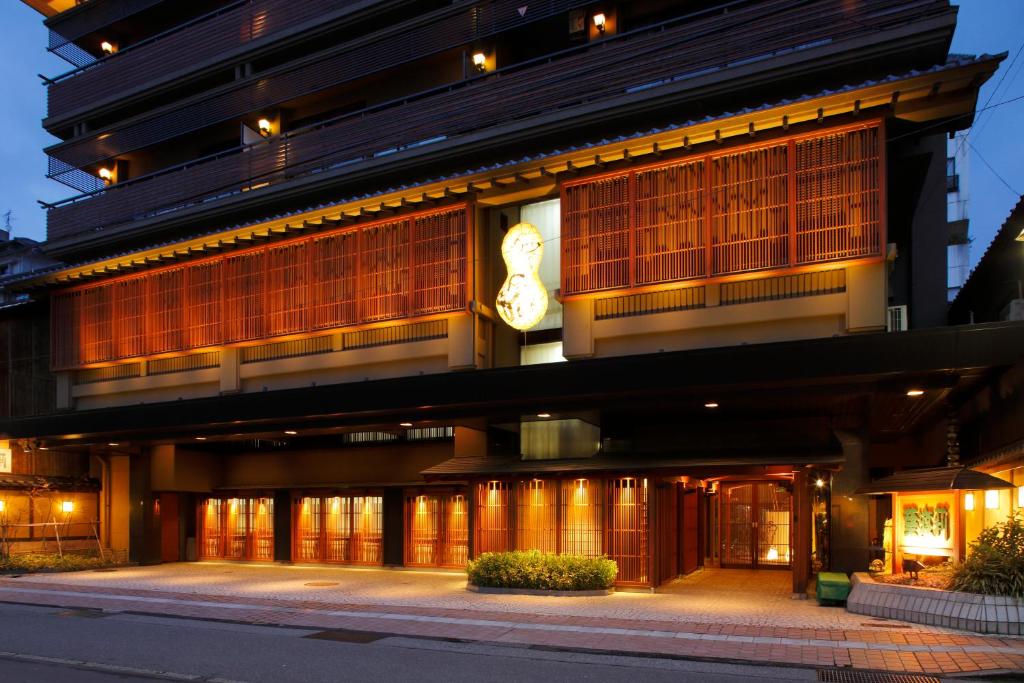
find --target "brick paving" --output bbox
[0,563,1021,676]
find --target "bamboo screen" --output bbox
[404,492,468,568]
[50,205,469,369]
[199,496,274,561]
[606,477,649,585]
[294,494,383,565]
[562,124,882,295]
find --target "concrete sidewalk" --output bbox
[0,564,1021,677]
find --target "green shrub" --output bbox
[467,550,618,591]
[0,552,122,574]
[951,511,1024,598]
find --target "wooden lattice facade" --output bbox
[293,492,384,565]
[475,476,650,586]
[198,495,274,561]
[404,490,469,569]
[561,122,884,296]
[50,205,471,369]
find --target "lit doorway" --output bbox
[721,482,792,568]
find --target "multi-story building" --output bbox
[946,131,970,302]
[2,0,1021,591]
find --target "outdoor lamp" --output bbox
[964,492,975,511]
[984,489,999,509]
[257,118,272,137]
[472,52,486,72]
[100,41,116,55]
[98,167,113,184]
[61,500,74,514]
[593,12,607,33]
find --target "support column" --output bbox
[273,490,291,562]
[128,449,160,565]
[108,454,131,559]
[792,469,812,598]
[382,488,404,566]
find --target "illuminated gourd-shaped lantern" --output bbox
[496,222,548,331]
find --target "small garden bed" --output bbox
[0,552,125,574]
[466,550,617,594]
[873,565,953,590]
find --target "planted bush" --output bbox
[951,512,1024,599]
[0,552,121,574]
[467,550,617,591]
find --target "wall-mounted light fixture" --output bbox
[0,500,5,513]
[472,52,487,73]
[98,167,114,184]
[257,118,273,137]
[1019,485,1024,508]
[964,492,975,511]
[815,478,826,488]
[984,489,999,509]
[593,12,607,34]
[61,500,74,514]
[100,41,116,56]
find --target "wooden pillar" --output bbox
[792,469,813,597]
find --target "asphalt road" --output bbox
[0,601,844,682]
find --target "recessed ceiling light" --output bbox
[906,389,925,397]
[704,402,719,409]
[399,422,413,428]
[108,442,119,447]
[284,430,298,436]
[537,413,552,418]
[195,437,207,441]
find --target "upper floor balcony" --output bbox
[44,0,410,124]
[43,0,956,254]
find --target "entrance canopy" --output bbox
[855,466,1016,494]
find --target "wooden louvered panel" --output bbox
[634,160,706,284]
[475,481,512,554]
[606,477,649,586]
[115,278,146,359]
[266,242,308,336]
[146,268,185,354]
[309,231,358,329]
[711,144,790,275]
[795,126,882,263]
[562,175,631,294]
[413,209,467,315]
[185,262,222,349]
[516,479,557,553]
[561,123,883,297]
[360,219,410,323]
[49,205,470,369]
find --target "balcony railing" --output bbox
[47,0,367,118]
[46,0,594,183]
[45,0,946,245]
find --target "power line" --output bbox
[968,139,1021,197]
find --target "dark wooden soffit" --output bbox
[3,322,1023,442]
[422,451,843,480]
[0,474,101,492]
[855,466,1016,494]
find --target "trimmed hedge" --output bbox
[467,550,617,591]
[0,552,121,574]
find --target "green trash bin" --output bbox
[816,572,851,604]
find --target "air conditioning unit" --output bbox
[887,305,908,332]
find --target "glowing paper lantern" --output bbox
[496,222,548,331]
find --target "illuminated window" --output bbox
[984,490,999,510]
[964,492,975,511]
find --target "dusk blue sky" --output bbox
[1,1,1022,269]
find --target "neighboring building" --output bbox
[946,130,971,302]
[2,0,1020,592]
[0,233,58,303]
[949,196,1024,324]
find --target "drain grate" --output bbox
[306,629,389,644]
[818,671,940,683]
[304,581,339,587]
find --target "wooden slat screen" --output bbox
[475,481,513,554]
[515,479,557,553]
[561,123,882,296]
[404,491,468,568]
[50,205,469,369]
[560,478,603,557]
[199,495,274,562]
[606,477,649,586]
[294,494,383,565]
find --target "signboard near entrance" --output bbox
[0,447,10,473]
[894,492,958,562]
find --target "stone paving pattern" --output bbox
[0,563,1021,676]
